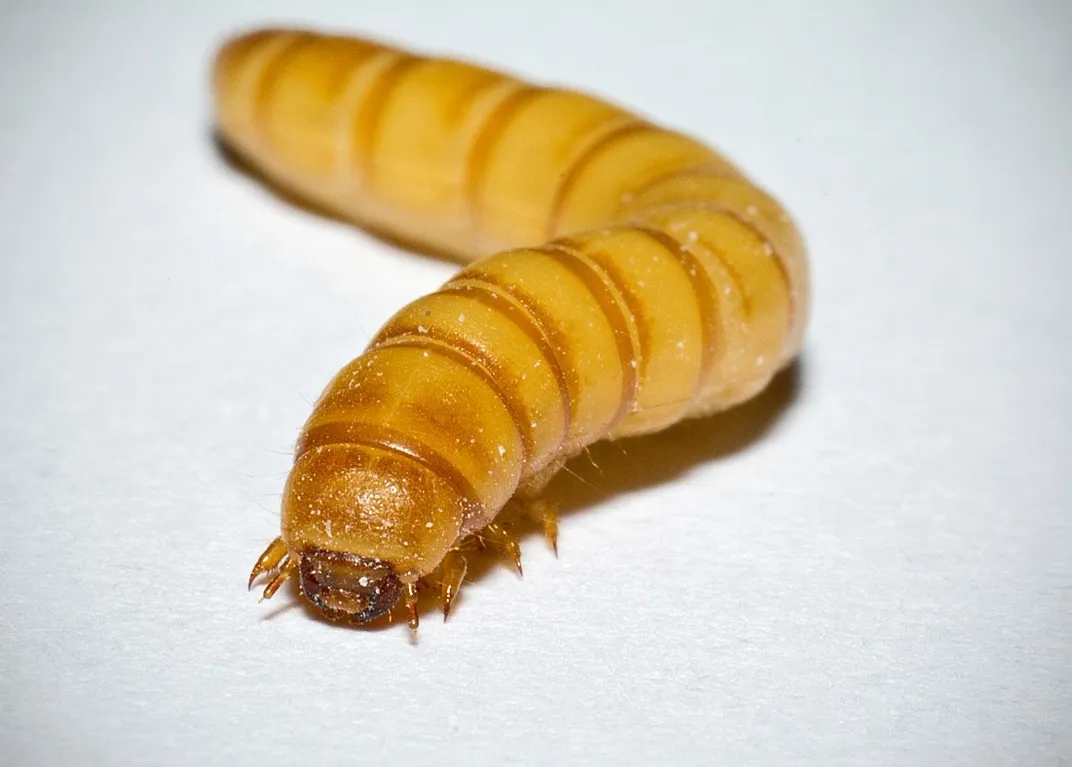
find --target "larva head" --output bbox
[296,547,404,623]
[280,443,469,624]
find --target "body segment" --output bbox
[215,27,810,628]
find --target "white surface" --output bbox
[1,1,1069,764]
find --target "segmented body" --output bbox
[213,27,810,629]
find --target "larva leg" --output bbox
[529,499,559,556]
[514,459,564,554]
[481,522,524,577]
[438,550,468,621]
[404,581,420,635]
[261,556,297,601]
[504,495,560,555]
[248,537,287,589]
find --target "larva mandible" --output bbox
[212,27,810,632]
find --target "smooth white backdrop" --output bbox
[1,1,1069,764]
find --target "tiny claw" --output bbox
[484,522,523,577]
[440,551,468,622]
[249,537,288,590]
[260,556,297,601]
[404,581,420,636]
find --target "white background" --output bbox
[1,1,1069,764]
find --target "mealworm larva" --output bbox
[213,27,810,633]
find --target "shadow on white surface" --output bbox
[549,360,804,518]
